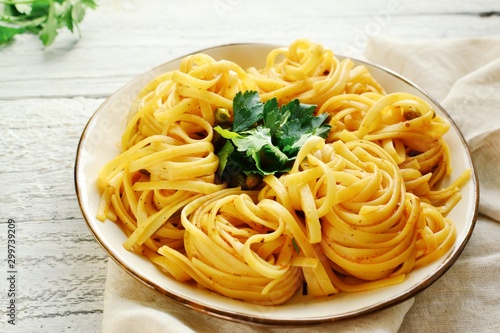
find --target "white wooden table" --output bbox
[1,0,499,332]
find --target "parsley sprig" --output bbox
[215,91,331,188]
[0,0,97,46]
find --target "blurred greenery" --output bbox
[0,0,97,46]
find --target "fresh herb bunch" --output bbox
[215,90,331,189]
[0,0,97,46]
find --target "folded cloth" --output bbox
[365,36,500,333]
[103,259,413,333]
[102,36,500,332]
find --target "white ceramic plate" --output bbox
[75,43,479,325]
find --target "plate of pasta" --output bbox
[75,39,478,325]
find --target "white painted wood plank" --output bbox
[0,221,107,332]
[0,97,106,332]
[0,0,499,99]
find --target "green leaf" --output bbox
[64,7,74,32]
[281,99,315,124]
[54,1,74,32]
[277,119,303,154]
[262,98,283,136]
[71,1,84,23]
[214,125,240,139]
[289,133,317,153]
[232,127,272,155]
[310,116,331,138]
[0,0,96,46]
[232,90,264,132]
[14,4,32,15]
[28,0,52,18]
[0,24,25,44]
[304,112,329,132]
[81,0,97,9]
[215,90,331,181]
[232,127,291,176]
[216,140,234,175]
[39,2,58,46]
[2,4,18,18]
[253,143,291,175]
[32,0,53,6]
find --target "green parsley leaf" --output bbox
[281,99,316,125]
[214,125,240,140]
[14,4,32,15]
[80,0,97,10]
[232,126,273,155]
[216,140,235,175]
[215,90,331,182]
[254,142,291,175]
[71,1,85,23]
[261,97,280,134]
[232,90,265,132]
[230,126,292,175]
[39,2,57,46]
[0,25,25,44]
[278,118,303,155]
[0,0,97,46]
[62,5,74,32]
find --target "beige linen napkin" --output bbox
[364,36,500,333]
[102,36,500,332]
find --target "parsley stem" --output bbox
[0,0,36,4]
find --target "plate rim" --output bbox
[74,42,480,326]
